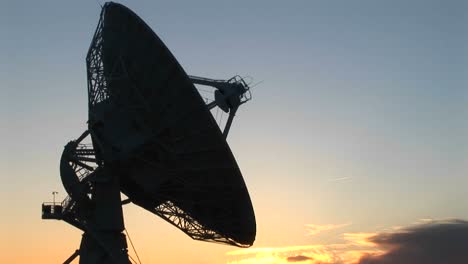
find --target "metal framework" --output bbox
[42,2,255,263]
[189,75,252,138]
[43,131,130,263]
[87,11,108,107]
[151,201,239,246]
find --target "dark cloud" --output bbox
[358,219,468,264]
[287,255,313,262]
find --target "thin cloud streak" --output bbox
[343,233,377,247]
[287,255,313,262]
[328,177,351,182]
[305,223,351,236]
[225,243,359,264]
[227,245,339,256]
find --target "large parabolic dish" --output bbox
[86,2,255,247]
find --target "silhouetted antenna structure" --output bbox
[41,2,256,264]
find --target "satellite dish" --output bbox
[41,2,256,263]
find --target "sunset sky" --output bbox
[1,0,467,263]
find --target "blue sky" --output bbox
[1,0,467,263]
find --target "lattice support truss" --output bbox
[68,143,98,182]
[59,132,100,227]
[86,10,108,107]
[151,201,246,247]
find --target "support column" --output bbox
[79,169,130,264]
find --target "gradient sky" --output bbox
[1,0,467,263]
